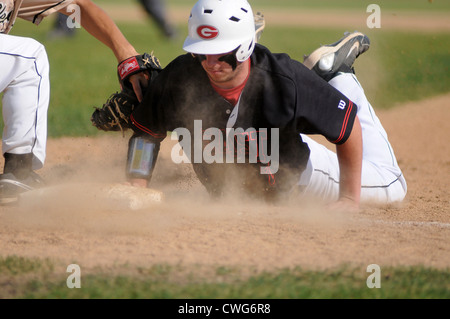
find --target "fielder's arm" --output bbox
[59,0,148,101]
[63,0,137,61]
[335,115,362,210]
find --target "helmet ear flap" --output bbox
[235,36,255,62]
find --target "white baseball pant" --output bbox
[0,33,50,170]
[299,72,407,203]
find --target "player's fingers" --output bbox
[129,73,149,102]
[140,71,150,90]
[129,76,143,102]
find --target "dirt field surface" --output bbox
[0,93,449,274]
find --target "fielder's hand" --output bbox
[117,52,162,102]
[128,72,150,102]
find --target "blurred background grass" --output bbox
[2,0,449,137]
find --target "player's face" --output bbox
[200,53,248,89]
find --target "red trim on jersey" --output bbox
[130,114,166,139]
[332,101,354,144]
[210,62,251,106]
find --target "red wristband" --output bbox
[118,56,140,81]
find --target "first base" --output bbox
[101,183,164,210]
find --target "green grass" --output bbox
[0,256,54,276]
[1,256,448,299]
[372,32,450,107]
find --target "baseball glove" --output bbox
[91,52,162,134]
[91,90,138,134]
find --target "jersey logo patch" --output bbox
[338,100,347,110]
[197,25,219,40]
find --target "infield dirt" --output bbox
[0,93,449,274]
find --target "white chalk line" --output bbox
[361,219,450,229]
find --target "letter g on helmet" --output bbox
[183,0,256,62]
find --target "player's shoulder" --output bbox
[154,53,206,91]
[252,44,309,78]
[163,53,201,74]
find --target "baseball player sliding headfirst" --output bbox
[0,0,149,204]
[109,0,407,211]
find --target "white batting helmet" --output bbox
[183,0,256,62]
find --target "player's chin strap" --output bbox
[126,134,160,186]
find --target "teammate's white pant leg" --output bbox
[300,72,407,204]
[0,34,50,170]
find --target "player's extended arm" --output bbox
[67,0,137,61]
[335,115,362,210]
[60,0,148,101]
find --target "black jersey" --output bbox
[130,44,357,200]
